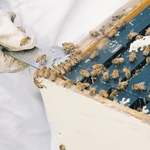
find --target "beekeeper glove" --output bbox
[0,9,37,73]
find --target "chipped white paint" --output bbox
[41,79,150,150]
[142,106,149,114]
[129,36,150,52]
[120,97,130,105]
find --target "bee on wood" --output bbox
[74,48,82,55]
[69,56,78,66]
[92,64,105,70]
[128,52,137,63]
[135,35,143,40]
[121,66,131,79]
[108,29,117,38]
[111,69,119,80]
[126,30,138,40]
[49,70,56,82]
[34,80,46,89]
[109,89,118,100]
[33,68,40,80]
[80,70,90,78]
[96,37,109,50]
[146,56,150,64]
[89,87,97,96]
[36,54,46,65]
[59,144,66,150]
[89,30,100,37]
[44,68,51,79]
[38,66,47,77]
[82,83,90,88]
[90,50,99,59]
[143,45,150,56]
[117,78,128,91]
[76,80,85,91]
[62,79,74,88]
[116,21,126,30]
[99,90,109,98]
[53,65,61,75]
[59,62,66,75]
[63,62,71,72]
[112,58,124,65]
[73,55,83,63]
[145,27,150,36]
[65,60,72,67]
[132,82,147,92]
[90,69,104,77]
[20,36,30,46]
[103,70,110,82]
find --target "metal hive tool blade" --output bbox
[3,45,69,69]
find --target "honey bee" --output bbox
[135,35,143,40]
[53,65,61,75]
[73,55,83,63]
[92,64,104,70]
[33,68,40,80]
[44,68,51,79]
[62,79,74,88]
[76,80,85,91]
[146,56,150,64]
[33,80,46,89]
[90,50,99,59]
[80,70,90,78]
[132,82,147,92]
[90,69,104,77]
[103,70,110,82]
[69,56,78,66]
[99,90,109,98]
[59,62,66,75]
[121,66,131,79]
[59,144,66,150]
[126,30,138,40]
[111,69,119,80]
[117,78,128,91]
[145,27,150,36]
[38,66,47,77]
[109,89,118,100]
[89,87,97,96]
[63,62,71,72]
[89,30,100,37]
[82,83,90,88]
[116,21,126,30]
[108,29,117,38]
[143,45,150,56]
[49,70,56,82]
[135,69,140,75]
[74,48,82,54]
[62,42,74,47]
[36,54,46,65]
[112,58,124,65]
[96,37,109,50]
[128,52,137,63]
[20,36,30,46]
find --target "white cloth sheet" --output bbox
[0,0,128,150]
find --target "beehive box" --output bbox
[4,0,150,149]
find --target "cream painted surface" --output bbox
[41,79,150,150]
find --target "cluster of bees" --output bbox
[33,44,83,89]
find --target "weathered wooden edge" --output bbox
[43,77,150,126]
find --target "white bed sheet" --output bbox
[0,0,128,150]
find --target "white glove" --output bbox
[0,9,37,73]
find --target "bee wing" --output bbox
[119,77,122,84]
[138,82,145,85]
[128,66,131,72]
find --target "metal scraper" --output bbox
[3,45,70,69]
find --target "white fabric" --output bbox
[0,0,129,150]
